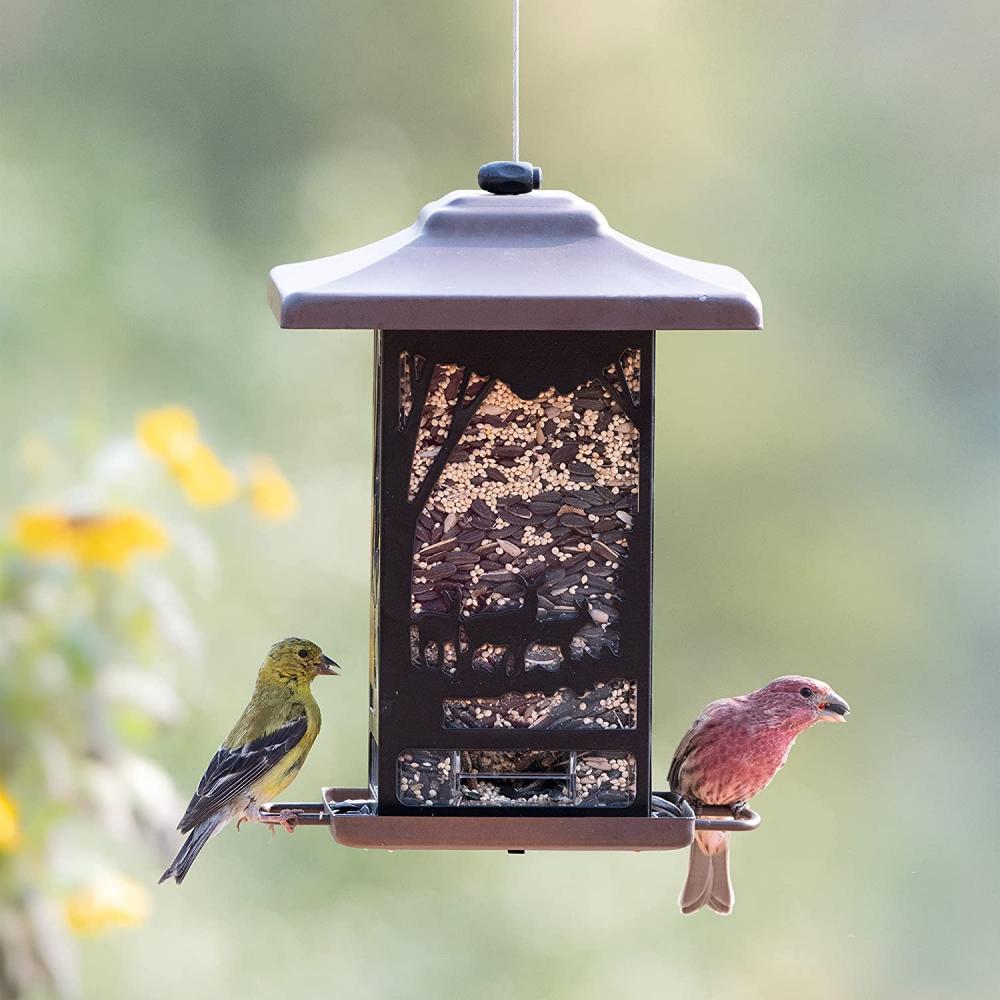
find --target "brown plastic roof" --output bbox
[268,189,762,331]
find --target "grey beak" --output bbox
[820,692,850,721]
[316,654,341,676]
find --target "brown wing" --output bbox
[667,722,700,792]
[667,698,731,792]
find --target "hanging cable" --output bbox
[477,0,539,194]
[512,0,520,161]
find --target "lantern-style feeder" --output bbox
[265,163,762,851]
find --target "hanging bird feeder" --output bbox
[261,6,762,852]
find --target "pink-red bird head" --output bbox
[746,675,850,732]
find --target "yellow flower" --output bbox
[13,507,169,569]
[0,787,22,853]
[136,406,200,463]
[247,456,298,521]
[64,875,151,935]
[137,407,239,508]
[170,443,240,508]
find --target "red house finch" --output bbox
[668,675,849,915]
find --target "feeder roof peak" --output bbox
[415,189,608,240]
[269,187,762,332]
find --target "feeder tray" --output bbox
[267,163,762,852]
[257,793,760,851]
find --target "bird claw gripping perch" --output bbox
[676,796,754,824]
[690,801,763,833]
[259,806,302,836]
[276,809,299,834]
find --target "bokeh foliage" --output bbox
[0,408,295,996]
[1,1,997,998]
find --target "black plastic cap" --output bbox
[477,161,542,195]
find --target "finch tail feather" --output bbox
[680,831,733,915]
[680,844,713,913]
[159,816,224,885]
[707,842,733,914]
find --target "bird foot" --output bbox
[729,801,752,820]
[276,808,298,834]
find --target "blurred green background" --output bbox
[1,1,997,997]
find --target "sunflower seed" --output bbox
[419,538,458,558]
[426,562,457,581]
[529,501,560,514]
[591,540,622,562]
[551,444,578,465]
[471,499,493,520]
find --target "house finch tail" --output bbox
[680,830,733,915]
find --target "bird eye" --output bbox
[297,648,309,658]
[800,686,813,698]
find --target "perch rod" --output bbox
[256,798,761,834]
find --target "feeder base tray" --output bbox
[255,789,759,852]
[322,787,693,852]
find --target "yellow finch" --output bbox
[159,638,339,885]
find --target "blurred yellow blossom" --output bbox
[137,406,239,508]
[63,875,151,935]
[2,409,292,995]
[248,456,298,520]
[13,507,169,569]
[171,442,240,508]
[136,406,199,463]
[0,787,22,853]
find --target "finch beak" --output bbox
[818,691,850,722]
[316,654,341,676]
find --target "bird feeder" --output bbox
[265,161,762,851]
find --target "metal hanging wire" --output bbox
[512,0,520,161]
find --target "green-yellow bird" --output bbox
[159,638,339,885]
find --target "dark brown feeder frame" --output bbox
[266,163,762,852]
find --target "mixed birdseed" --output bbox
[621,348,641,404]
[575,753,636,807]
[603,347,641,407]
[396,749,636,808]
[442,679,637,730]
[397,749,456,806]
[407,360,640,673]
[399,352,414,428]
